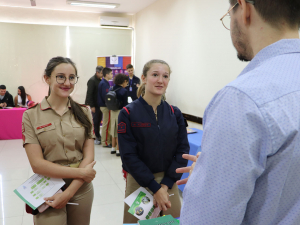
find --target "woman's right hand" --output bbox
[153,186,171,211]
[80,161,96,183]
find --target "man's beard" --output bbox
[232,20,252,62]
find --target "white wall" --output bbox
[0,6,132,104]
[134,0,248,117]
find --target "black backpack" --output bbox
[105,87,122,110]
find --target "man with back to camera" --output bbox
[179,0,300,224]
[0,85,14,107]
[97,67,113,148]
[85,66,103,145]
[125,64,140,101]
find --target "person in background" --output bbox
[179,0,300,224]
[0,85,14,107]
[85,66,103,145]
[97,67,113,148]
[118,59,189,223]
[22,56,96,225]
[125,64,140,101]
[110,74,128,156]
[14,86,32,107]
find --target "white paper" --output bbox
[14,174,65,210]
[110,56,118,64]
[128,96,133,103]
[124,187,161,220]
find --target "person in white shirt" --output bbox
[14,86,32,107]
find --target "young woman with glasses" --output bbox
[22,56,96,225]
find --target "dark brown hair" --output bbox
[18,86,27,106]
[114,73,129,85]
[126,64,133,70]
[229,0,300,28]
[102,67,112,77]
[44,56,92,139]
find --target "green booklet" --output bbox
[138,215,179,225]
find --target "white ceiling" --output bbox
[0,0,158,14]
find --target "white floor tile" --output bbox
[22,215,34,225]
[90,202,124,225]
[93,184,124,206]
[0,216,23,225]
[0,167,29,182]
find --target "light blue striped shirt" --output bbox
[181,39,300,225]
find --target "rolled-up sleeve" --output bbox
[22,111,39,147]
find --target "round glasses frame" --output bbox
[56,75,79,85]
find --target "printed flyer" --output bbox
[14,174,65,210]
[124,187,161,220]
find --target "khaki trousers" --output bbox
[100,107,111,146]
[110,110,120,138]
[34,179,94,225]
[123,172,181,223]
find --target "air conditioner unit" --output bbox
[100,16,130,27]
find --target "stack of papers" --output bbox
[14,174,65,210]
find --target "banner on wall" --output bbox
[97,55,132,87]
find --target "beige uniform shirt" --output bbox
[22,97,95,165]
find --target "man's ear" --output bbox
[238,0,252,27]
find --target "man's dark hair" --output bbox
[126,64,134,70]
[114,73,129,85]
[229,0,300,28]
[96,66,103,73]
[102,67,112,77]
[0,85,6,89]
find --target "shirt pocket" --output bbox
[71,121,85,149]
[35,123,57,149]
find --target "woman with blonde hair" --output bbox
[118,59,189,223]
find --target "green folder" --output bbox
[138,215,179,225]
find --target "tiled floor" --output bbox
[0,121,202,225]
[0,139,126,225]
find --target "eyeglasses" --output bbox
[220,1,255,30]
[56,75,79,85]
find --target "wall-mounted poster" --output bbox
[97,56,132,87]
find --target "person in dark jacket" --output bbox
[97,67,113,147]
[110,74,129,156]
[125,64,140,101]
[118,60,189,223]
[85,66,103,145]
[0,85,14,107]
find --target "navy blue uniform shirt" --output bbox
[125,75,140,101]
[97,79,110,107]
[112,85,128,109]
[118,97,189,193]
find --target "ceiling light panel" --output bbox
[67,1,120,9]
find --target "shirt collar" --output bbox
[239,39,300,76]
[40,97,71,111]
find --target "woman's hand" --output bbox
[176,152,201,185]
[44,191,72,209]
[79,161,96,183]
[153,184,171,211]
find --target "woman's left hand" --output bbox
[44,191,72,209]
